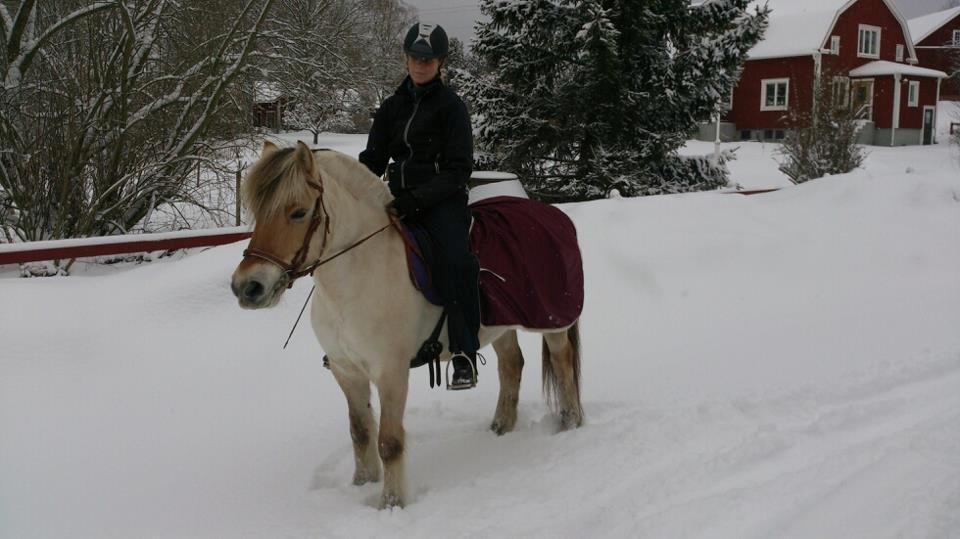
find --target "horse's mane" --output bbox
[242,146,391,219]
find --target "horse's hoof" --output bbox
[379,493,405,510]
[490,419,514,436]
[558,410,583,432]
[353,471,379,486]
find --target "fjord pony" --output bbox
[231,141,583,508]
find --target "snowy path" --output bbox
[2,141,959,538]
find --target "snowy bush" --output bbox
[455,0,768,201]
[778,75,866,184]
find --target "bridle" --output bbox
[241,174,393,288]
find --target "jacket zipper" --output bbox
[401,97,422,189]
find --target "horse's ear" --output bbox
[261,140,279,157]
[294,140,316,176]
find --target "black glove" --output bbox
[388,191,421,220]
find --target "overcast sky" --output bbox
[401,0,952,50]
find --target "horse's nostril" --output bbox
[244,280,265,301]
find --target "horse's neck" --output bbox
[311,166,401,293]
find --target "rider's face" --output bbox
[406,55,441,86]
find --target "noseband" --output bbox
[241,174,394,288]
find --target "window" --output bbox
[761,78,789,111]
[896,44,904,62]
[831,36,840,54]
[953,30,960,46]
[740,129,751,141]
[832,76,851,108]
[908,81,919,107]
[720,86,734,111]
[858,25,881,58]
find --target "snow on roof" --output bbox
[907,7,960,44]
[748,3,839,60]
[848,60,948,78]
[253,82,282,103]
[747,0,916,61]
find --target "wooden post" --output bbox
[235,166,242,227]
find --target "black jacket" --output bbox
[359,76,473,209]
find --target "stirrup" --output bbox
[446,352,477,390]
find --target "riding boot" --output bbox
[448,351,477,390]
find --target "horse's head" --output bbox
[231,141,329,309]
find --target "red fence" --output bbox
[0,188,781,266]
[0,227,252,266]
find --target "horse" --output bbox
[230,141,583,509]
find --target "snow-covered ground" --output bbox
[1,136,959,538]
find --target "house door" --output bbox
[851,80,874,120]
[923,107,935,145]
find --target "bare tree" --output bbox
[0,0,274,244]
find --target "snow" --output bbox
[848,60,948,79]
[746,0,915,61]
[0,226,252,256]
[2,135,960,537]
[747,8,837,60]
[908,6,960,44]
[253,81,283,103]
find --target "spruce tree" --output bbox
[456,0,769,200]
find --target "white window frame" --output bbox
[953,29,960,46]
[858,24,881,59]
[832,76,851,108]
[908,80,919,107]
[830,36,840,54]
[895,44,904,62]
[760,78,790,111]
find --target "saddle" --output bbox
[396,195,584,330]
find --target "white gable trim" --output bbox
[909,8,960,44]
[818,0,918,64]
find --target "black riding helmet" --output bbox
[403,22,449,59]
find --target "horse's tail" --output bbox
[541,320,584,422]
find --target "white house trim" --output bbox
[907,80,919,107]
[818,0,920,64]
[858,24,882,59]
[760,78,790,112]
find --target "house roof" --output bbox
[747,0,917,62]
[907,7,960,44]
[848,60,948,78]
[253,82,282,104]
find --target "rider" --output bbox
[359,22,480,390]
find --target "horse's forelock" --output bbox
[243,147,315,219]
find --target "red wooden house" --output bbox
[714,0,948,145]
[909,7,960,101]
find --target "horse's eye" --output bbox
[290,208,308,220]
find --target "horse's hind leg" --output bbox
[375,364,410,509]
[542,321,584,431]
[329,359,381,486]
[491,330,524,435]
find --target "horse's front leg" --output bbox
[329,359,381,485]
[375,363,410,509]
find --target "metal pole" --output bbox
[713,113,721,163]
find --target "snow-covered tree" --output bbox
[456,0,768,200]
[255,0,411,136]
[283,89,359,143]
[0,0,274,243]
